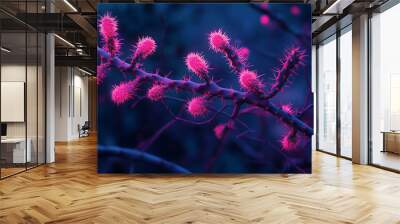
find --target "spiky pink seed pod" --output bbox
[236,47,249,62]
[134,37,157,60]
[239,70,263,92]
[209,29,230,53]
[111,80,136,105]
[280,132,298,151]
[185,53,209,80]
[214,124,226,139]
[281,104,295,114]
[187,97,208,117]
[99,14,118,40]
[147,84,165,101]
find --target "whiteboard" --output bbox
[1,82,25,122]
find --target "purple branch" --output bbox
[97,47,313,136]
[161,100,229,126]
[138,118,177,151]
[98,145,191,174]
[264,47,305,100]
[298,104,312,118]
[205,103,242,170]
[221,44,246,74]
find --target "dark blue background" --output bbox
[97,3,312,173]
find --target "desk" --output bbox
[1,138,31,163]
[382,131,400,154]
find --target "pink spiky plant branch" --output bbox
[97,14,313,151]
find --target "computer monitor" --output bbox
[1,123,7,137]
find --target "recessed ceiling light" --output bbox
[54,34,75,48]
[322,0,354,15]
[1,47,11,53]
[78,67,92,76]
[63,0,78,12]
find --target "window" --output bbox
[339,28,352,158]
[370,3,400,171]
[317,36,337,154]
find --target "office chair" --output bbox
[78,121,90,138]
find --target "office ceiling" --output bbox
[0,0,392,74]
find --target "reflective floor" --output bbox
[372,150,400,171]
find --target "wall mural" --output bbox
[97,3,313,173]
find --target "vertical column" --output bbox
[46,1,55,163]
[336,30,341,156]
[311,45,317,150]
[352,14,369,164]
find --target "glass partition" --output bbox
[1,30,28,177]
[0,1,46,179]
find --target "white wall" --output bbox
[72,73,89,138]
[1,64,39,137]
[55,66,69,141]
[54,66,89,141]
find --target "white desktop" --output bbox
[1,124,32,164]
[1,137,32,163]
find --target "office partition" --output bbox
[0,0,47,179]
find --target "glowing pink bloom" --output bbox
[281,104,295,115]
[209,29,230,53]
[290,6,301,16]
[147,84,165,101]
[280,132,299,151]
[214,124,226,139]
[260,15,270,26]
[239,70,263,92]
[111,80,136,105]
[185,53,209,80]
[134,37,157,60]
[187,97,208,117]
[99,14,118,40]
[236,47,249,62]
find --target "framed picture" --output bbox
[97,3,312,173]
